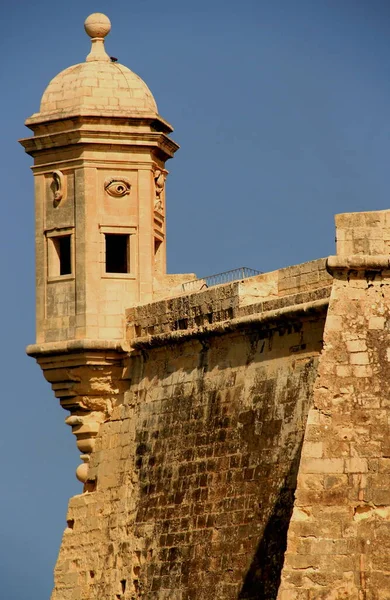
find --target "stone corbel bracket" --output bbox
[26,340,128,485]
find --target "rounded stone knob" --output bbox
[76,462,89,483]
[84,13,111,39]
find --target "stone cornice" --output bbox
[327,254,390,274]
[25,111,173,133]
[28,157,167,173]
[19,128,179,161]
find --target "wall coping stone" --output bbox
[131,297,329,349]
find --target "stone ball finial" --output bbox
[84,13,111,39]
[84,13,111,62]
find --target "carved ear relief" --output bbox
[104,177,131,198]
[51,170,66,205]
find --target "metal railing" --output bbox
[182,267,262,292]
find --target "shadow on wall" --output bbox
[238,443,302,600]
[109,317,324,599]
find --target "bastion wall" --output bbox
[50,259,331,600]
[279,209,390,600]
[30,209,390,600]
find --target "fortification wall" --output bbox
[50,263,330,600]
[45,209,390,600]
[278,210,390,600]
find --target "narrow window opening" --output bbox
[49,234,72,277]
[105,234,129,273]
[58,235,71,275]
[154,238,162,256]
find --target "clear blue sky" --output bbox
[1,0,390,597]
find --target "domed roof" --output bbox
[31,13,158,122]
[40,61,158,116]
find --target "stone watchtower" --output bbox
[20,13,183,483]
[21,12,390,600]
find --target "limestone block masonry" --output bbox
[278,210,390,600]
[21,12,390,600]
[49,262,331,600]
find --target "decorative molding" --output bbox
[29,346,127,485]
[104,177,131,198]
[154,168,167,213]
[20,127,179,163]
[327,254,390,275]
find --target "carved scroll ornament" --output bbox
[154,169,167,212]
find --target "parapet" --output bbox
[126,258,332,346]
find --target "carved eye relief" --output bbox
[104,178,131,198]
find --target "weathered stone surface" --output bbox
[52,312,325,599]
[278,210,390,600]
[22,10,390,600]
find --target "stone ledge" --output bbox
[20,129,178,160]
[126,257,332,335]
[26,338,129,358]
[25,110,172,130]
[327,254,390,273]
